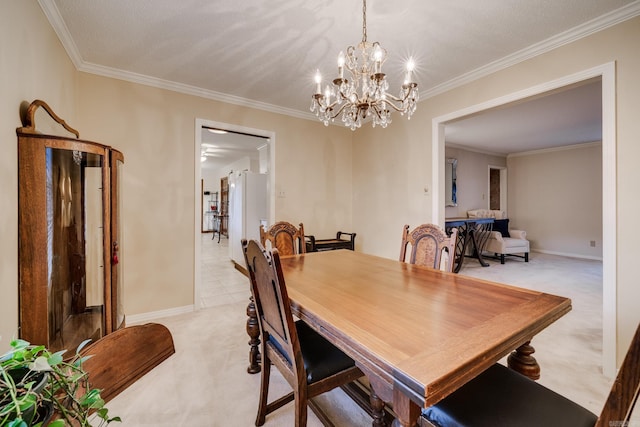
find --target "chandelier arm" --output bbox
[329,102,350,120]
[371,105,386,121]
[381,101,408,113]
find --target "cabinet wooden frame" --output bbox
[17,101,125,352]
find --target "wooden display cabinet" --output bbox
[17,100,125,353]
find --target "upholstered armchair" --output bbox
[467,209,530,264]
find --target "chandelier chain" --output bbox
[362,0,367,43]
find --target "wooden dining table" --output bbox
[255,249,571,427]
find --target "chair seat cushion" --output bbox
[501,237,529,249]
[295,321,356,384]
[422,364,597,427]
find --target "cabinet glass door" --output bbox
[111,150,125,330]
[45,146,106,351]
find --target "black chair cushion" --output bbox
[492,219,510,238]
[296,320,356,384]
[422,363,597,427]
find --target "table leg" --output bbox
[392,388,420,427]
[469,230,490,267]
[369,386,386,427]
[452,225,469,273]
[246,297,261,374]
[507,341,540,380]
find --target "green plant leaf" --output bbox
[17,393,37,410]
[30,345,46,354]
[80,388,102,406]
[47,420,66,427]
[76,339,92,354]
[47,352,64,366]
[7,418,28,427]
[10,339,30,349]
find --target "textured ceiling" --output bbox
[41,0,639,155]
[446,79,603,155]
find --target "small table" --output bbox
[305,231,356,252]
[445,217,494,273]
[212,214,228,243]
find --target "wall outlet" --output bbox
[590,240,596,247]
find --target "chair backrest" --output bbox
[399,224,458,272]
[242,239,303,378]
[260,221,306,256]
[596,322,640,426]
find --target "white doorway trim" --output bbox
[431,62,617,377]
[194,118,276,311]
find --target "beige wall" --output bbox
[444,146,507,218]
[508,143,602,259]
[74,73,354,317]
[0,1,80,346]
[1,2,353,346]
[352,16,640,364]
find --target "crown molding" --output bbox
[507,140,602,158]
[76,61,317,122]
[420,1,640,101]
[445,142,507,158]
[39,0,640,120]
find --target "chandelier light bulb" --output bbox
[405,57,416,84]
[314,70,322,94]
[407,57,415,72]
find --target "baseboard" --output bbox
[233,261,249,277]
[531,248,603,261]
[126,305,194,325]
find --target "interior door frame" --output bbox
[193,118,275,311]
[431,62,617,377]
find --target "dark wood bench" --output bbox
[305,231,356,252]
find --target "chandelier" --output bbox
[310,0,419,130]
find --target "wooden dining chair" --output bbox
[260,221,306,256]
[421,322,640,427]
[399,224,458,272]
[248,221,306,373]
[242,239,363,427]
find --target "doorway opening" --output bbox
[431,62,616,377]
[194,119,275,311]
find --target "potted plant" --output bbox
[1,338,120,427]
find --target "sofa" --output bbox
[467,209,530,264]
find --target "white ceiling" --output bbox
[41,0,639,156]
[445,78,603,155]
[201,128,266,171]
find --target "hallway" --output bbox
[199,233,249,309]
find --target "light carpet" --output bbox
[106,236,619,426]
